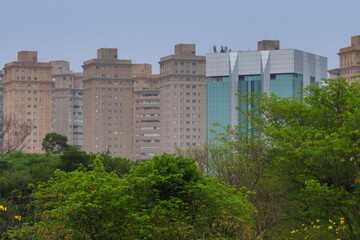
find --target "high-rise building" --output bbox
[3,51,53,153]
[159,44,208,153]
[206,40,327,141]
[328,35,360,82]
[82,48,133,158]
[50,61,83,149]
[0,70,4,152]
[133,64,161,160]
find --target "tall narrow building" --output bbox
[3,51,52,153]
[51,61,83,149]
[159,44,208,153]
[82,48,133,158]
[133,64,161,160]
[0,70,4,152]
[328,35,360,82]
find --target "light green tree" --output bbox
[244,78,360,239]
[6,154,256,240]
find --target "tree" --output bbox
[1,117,31,153]
[245,78,360,239]
[59,145,91,172]
[94,151,133,178]
[6,154,256,239]
[180,128,285,239]
[123,153,256,239]
[0,151,60,236]
[41,132,68,154]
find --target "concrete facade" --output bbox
[328,35,360,82]
[50,61,83,149]
[3,51,53,153]
[133,64,161,160]
[0,70,3,152]
[159,44,208,153]
[82,48,133,158]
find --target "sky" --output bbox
[0,0,359,74]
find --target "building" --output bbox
[0,70,4,152]
[328,35,360,82]
[159,44,208,153]
[206,40,327,141]
[82,48,133,158]
[133,64,161,160]
[3,51,53,153]
[50,61,83,149]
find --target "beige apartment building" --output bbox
[0,70,3,152]
[3,51,52,153]
[51,61,83,149]
[82,48,133,158]
[159,44,208,153]
[329,35,360,82]
[133,64,161,160]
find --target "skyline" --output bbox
[1,0,360,73]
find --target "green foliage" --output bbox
[94,151,133,178]
[6,154,256,240]
[200,126,284,239]
[59,145,92,172]
[6,157,126,239]
[192,78,360,239]
[0,152,60,236]
[41,132,68,154]
[287,217,349,240]
[0,151,60,198]
[243,78,360,239]
[0,151,136,238]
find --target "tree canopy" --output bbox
[41,132,68,154]
[6,154,256,240]
[240,78,360,239]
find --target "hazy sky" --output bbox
[1,0,359,74]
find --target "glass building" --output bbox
[206,41,327,142]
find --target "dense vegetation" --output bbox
[180,78,360,239]
[1,78,359,239]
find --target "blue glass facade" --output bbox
[238,75,261,135]
[206,49,327,143]
[270,73,303,98]
[207,76,230,142]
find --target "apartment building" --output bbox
[133,64,161,160]
[3,51,52,153]
[50,61,83,149]
[328,35,360,82]
[159,44,208,153]
[0,70,3,152]
[82,48,133,158]
[206,40,327,140]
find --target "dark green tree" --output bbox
[59,145,91,172]
[41,132,68,154]
[0,151,60,235]
[95,151,133,178]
